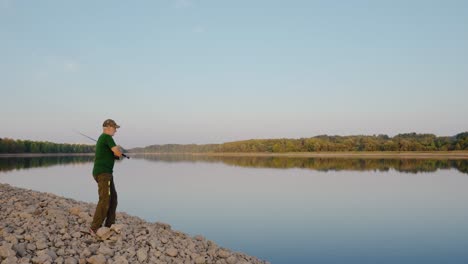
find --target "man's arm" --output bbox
[111,146,123,158]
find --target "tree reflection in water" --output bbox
[0,155,94,173]
[133,154,468,175]
[1,154,467,174]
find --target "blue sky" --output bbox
[1,0,467,148]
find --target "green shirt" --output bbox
[92,133,117,176]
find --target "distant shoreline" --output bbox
[0,153,94,157]
[1,151,468,159]
[131,151,468,159]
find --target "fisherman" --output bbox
[89,119,123,235]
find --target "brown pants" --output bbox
[91,173,118,231]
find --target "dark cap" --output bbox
[102,119,120,128]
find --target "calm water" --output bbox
[1,155,468,264]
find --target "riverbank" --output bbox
[131,151,468,159]
[0,183,268,264]
[0,153,94,157]
[2,151,468,159]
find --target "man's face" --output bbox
[104,126,117,136]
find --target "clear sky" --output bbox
[1,0,467,148]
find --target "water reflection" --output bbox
[0,155,94,173]
[133,154,468,174]
[1,154,468,174]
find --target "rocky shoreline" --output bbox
[0,183,269,264]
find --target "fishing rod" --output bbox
[75,131,130,159]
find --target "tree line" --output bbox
[131,132,468,153]
[2,132,467,154]
[0,138,95,153]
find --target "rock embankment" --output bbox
[0,183,268,264]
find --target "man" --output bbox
[90,119,123,234]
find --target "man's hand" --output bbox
[111,146,123,158]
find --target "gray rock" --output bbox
[0,243,16,258]
[18,257,32,264]
[0,184,268,264]
[55,217,68,228]
[56,248,65,256]
[47,249,58,261]
[155,222,171,230]
[27,243,37,251]
[54,240,65,248]
[80,248,92,258]
[14,228,26,235]
[194,235,205,241]
[226,256,237,264]
[36,240,48,250]
[13,243,28,257]
[97,245,114,256]
[96,228,112,240]
[32,253,52,264]
[78,212,90,221]
[19,212,33,219]
[86,255,106,264]
[113,256,128,264]
[148,239,159,249]
[110,224,125,234]
[125,247,136,258]
[217,249,230,258]
[1,256,18,264]
[136,248,148,262]
[46,209,65,219]
[88,244,99,255]
[64,257,78,264]
[166,247,178,257]
[4,234,18,245]
[24,234,33,241]
[153,250,162,258]
[66,248,77,255]
[194,256,206,264]
[69,207,81,216]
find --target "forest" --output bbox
[2,132,467,154]
[0,138,94,153]
[131,132,468,153]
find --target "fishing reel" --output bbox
[115,145,130,159]
[114,154,130,160]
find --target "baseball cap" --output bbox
[102,119,120,128]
